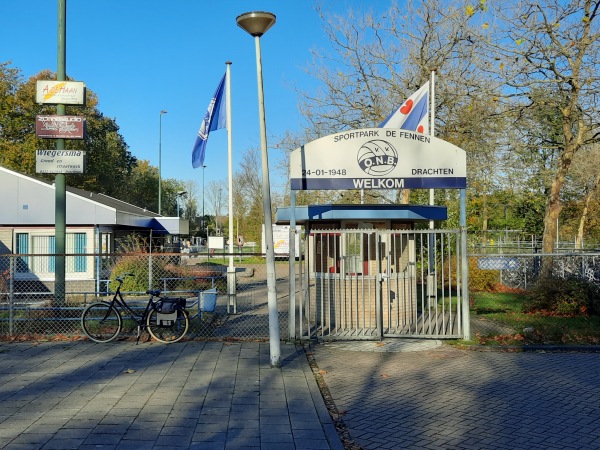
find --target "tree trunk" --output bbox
[541,140,577,274]
[576,173,600,249]
[482,181,488,245]
[395,188,411,204]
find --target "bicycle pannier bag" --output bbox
[155,297,186,314]
[155,298,186,327]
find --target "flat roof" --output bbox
[275,204,447,225]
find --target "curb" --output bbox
[464,344,600,353]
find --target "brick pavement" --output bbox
[310,342,600,450]
[0,341,343,450]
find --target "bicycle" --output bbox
[81,273,189,343]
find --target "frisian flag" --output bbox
[192,73,227,168]
[379,82,429,134]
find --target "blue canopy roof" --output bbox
[275,204,447,225]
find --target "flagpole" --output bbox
[427,70,436,306]
[429,70,436,227]
[226,61,237,314]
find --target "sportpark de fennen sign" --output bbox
[289,128,466,191]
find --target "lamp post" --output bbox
[236,10,280,367]
[158,109,168,215]
[176,190,187,218]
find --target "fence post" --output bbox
[376,232,383,339]
[460,189,471,340]
[9,256,15,336]
[148,255,153,290]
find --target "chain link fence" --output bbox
[0,252,293,341]
[468,252,600,337]
[2,250,599,341]
[471,252,600,290]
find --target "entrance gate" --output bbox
[298,229,466,340]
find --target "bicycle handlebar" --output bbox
[115,273,135,283]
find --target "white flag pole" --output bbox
[429,70,436,228]
[427,70,436,304]
[226,61,237,313]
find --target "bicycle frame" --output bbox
[106,287,154,324]
[102,278,160,341]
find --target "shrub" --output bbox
[108,255,168,293]
[468,257,501,292]
[160,262,228,293]
[523,276,600,316]
[443,257,501,292]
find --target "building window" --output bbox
[32,235,55,274]
[14,231,89,278]
[68,233,87,273]
[16,233,30,273]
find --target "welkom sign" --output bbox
[287,128,471,340]
[290,128,466,191]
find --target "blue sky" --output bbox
[0,0,380,199]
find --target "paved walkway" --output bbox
[310,342,600,450]
[0,341,343,450]
[3,338,600,450]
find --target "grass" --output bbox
[466,291,600,346]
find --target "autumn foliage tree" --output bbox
[0,63,200,216]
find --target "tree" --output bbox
[0,62,26,169]
[474,0,600,256]
[233,147,268,246]
[0,65,137,199]
[125,160,159,212]
[298,0,502,206]
[568,144,600,248]
[0,68,56,177]
[180,180,200,235]
[160,178,187,217]
[205,179,227,236]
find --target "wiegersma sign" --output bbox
[36,150,86,174]
[289,128,466,191]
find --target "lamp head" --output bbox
[160,109,168,114]
[236,11,276,37]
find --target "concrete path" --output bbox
[310,342,600,449]
[0,341,343,450]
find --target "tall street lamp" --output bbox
[176,190,187,218]
[158,109,168,215]
[236,10,280,367]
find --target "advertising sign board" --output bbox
[290,128,467,190]
[208,236,224,250]
[262,225,302,255]
[36,80,86,105]
[36,150,86,174]
[36,115,86,139]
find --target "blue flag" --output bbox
[192,73,227,168]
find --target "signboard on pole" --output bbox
[290,128,466,190]
[208,236,224,250]
[36,80,86,105]
[36,150,86,174]
[36,115,86,139]
[262,225,301,255]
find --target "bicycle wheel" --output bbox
[81,302,122,343]
[146,308,189,343]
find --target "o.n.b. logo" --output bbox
[356,140,398,176]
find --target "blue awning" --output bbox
[275,204,447,225]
